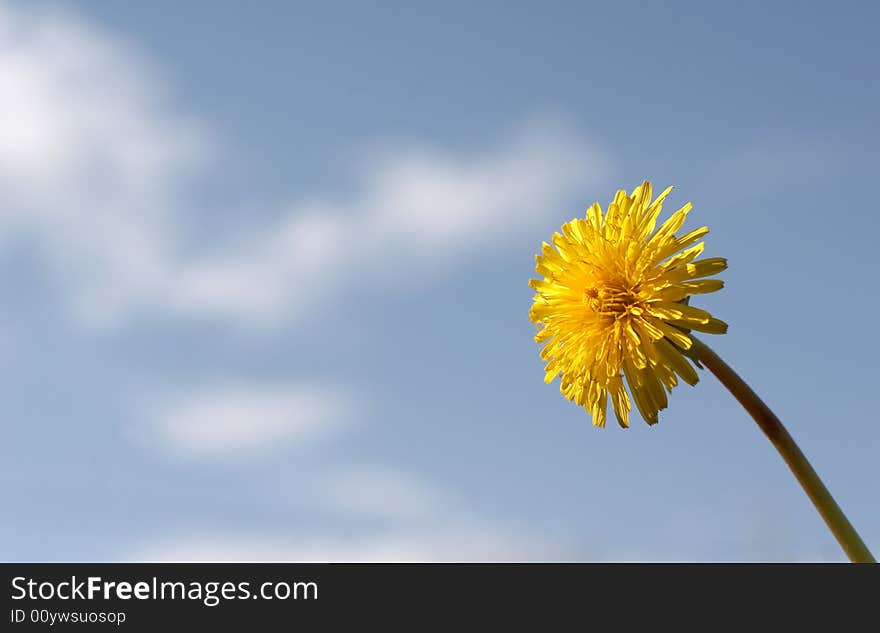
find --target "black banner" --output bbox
[2,563,876,629]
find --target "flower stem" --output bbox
[690,337,875,563]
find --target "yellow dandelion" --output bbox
[529,181,727,428]
[528,182,874,562]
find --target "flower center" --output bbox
[585,282,642,318]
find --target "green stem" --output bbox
[690,337,875,563]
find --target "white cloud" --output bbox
[0,1,206,325]
[321,464,461,522]
[130,463,572,562]
[0,1,608,330]
[130,526,571,563]
[151,383,355,459]
[168,121,607,326]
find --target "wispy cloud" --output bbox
[130,464,574,561]
[0,2,608,331]
[147,383,355,460]
[131,527,571,563]
[168,120,607,326]
[321,464,461,522]
[0,1,206,325]
[1,0,596,560]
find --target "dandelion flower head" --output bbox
[529,181,727,427]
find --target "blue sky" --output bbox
[1,0,878,561]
